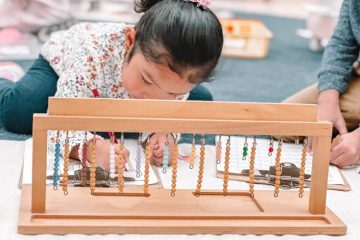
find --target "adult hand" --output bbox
[330,130,360,168]
[308,89,347,152]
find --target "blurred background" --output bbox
[0,0,342,60]
[0,0,345,139]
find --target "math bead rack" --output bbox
[18,98,346,235]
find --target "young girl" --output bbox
[0,0,223,169]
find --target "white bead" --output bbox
[78,143,83,161]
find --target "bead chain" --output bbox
[274,139,283,197]
[62,131,70,195]
[299,138,308,198]
[223,136,231,195]
[249,137,256,197]
[195,135,206,197]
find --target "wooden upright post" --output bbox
[31,117,47,213]
[309,134,332,214]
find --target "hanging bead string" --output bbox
[223,136,231,195]
[53,131,60,190]
[80,132,87,186]
[195,134,205,197]
[299,138,308,198]
[268,138,274,156]
[216,135,222,164]
[274,139,283,197]
[143,137,151,196]
[249,137,256,197]
[109,133,116,180]
[136,134,142,178]
[118,133,125,194]
[189,134,196,169]
[242,136,248,160]
[90,133,97,194]
[162,134,170,173]
[171,135,178,197]
[62,131,70,195]
[78,133,84,182]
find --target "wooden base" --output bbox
[18,185,346,235]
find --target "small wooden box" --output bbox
[221,19,273,59]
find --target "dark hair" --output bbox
[131,0,223,83]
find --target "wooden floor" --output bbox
[18,185,346,235]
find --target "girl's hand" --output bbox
[308,89,347,152]
[330,129,360,168]
[84,136,130,171]
[149,133,175,166]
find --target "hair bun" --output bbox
[134,0,163,13]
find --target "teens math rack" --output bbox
[18,98,346,235]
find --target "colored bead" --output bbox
[223,136,231,195]
[162,144,169,173]
[171,143,178,197]
[136,139,142,178]
[62,132,70,195]
[216,136,222,164]
[249,140,256,197]
[299,139,307,198]
[195,136,206,196]
[189,134,196,169]
[118,137,125,194]
[53,133,61,190]
[109,134,116,181]
[90,135,96,194]
[274,140,282,198]
[143,140,151,196]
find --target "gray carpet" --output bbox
[0,13,323,143]
[206,12,323,102]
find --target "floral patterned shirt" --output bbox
[41,22,130,155]
[41,22,129,99]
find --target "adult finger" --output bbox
[330,142,346,163]
[334,117,348,135]
[330,151,350,168]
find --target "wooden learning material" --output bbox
[216,136,351,191]
[221,19,272,59]
[18,98,346,235]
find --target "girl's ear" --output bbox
[124,26,136,52]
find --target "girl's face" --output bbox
[121,26,196,100]
[122,50,196,100]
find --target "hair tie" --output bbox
[184,0,210,9]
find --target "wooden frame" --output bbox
[18,98,346,235]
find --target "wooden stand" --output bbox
[18,98,347,235]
